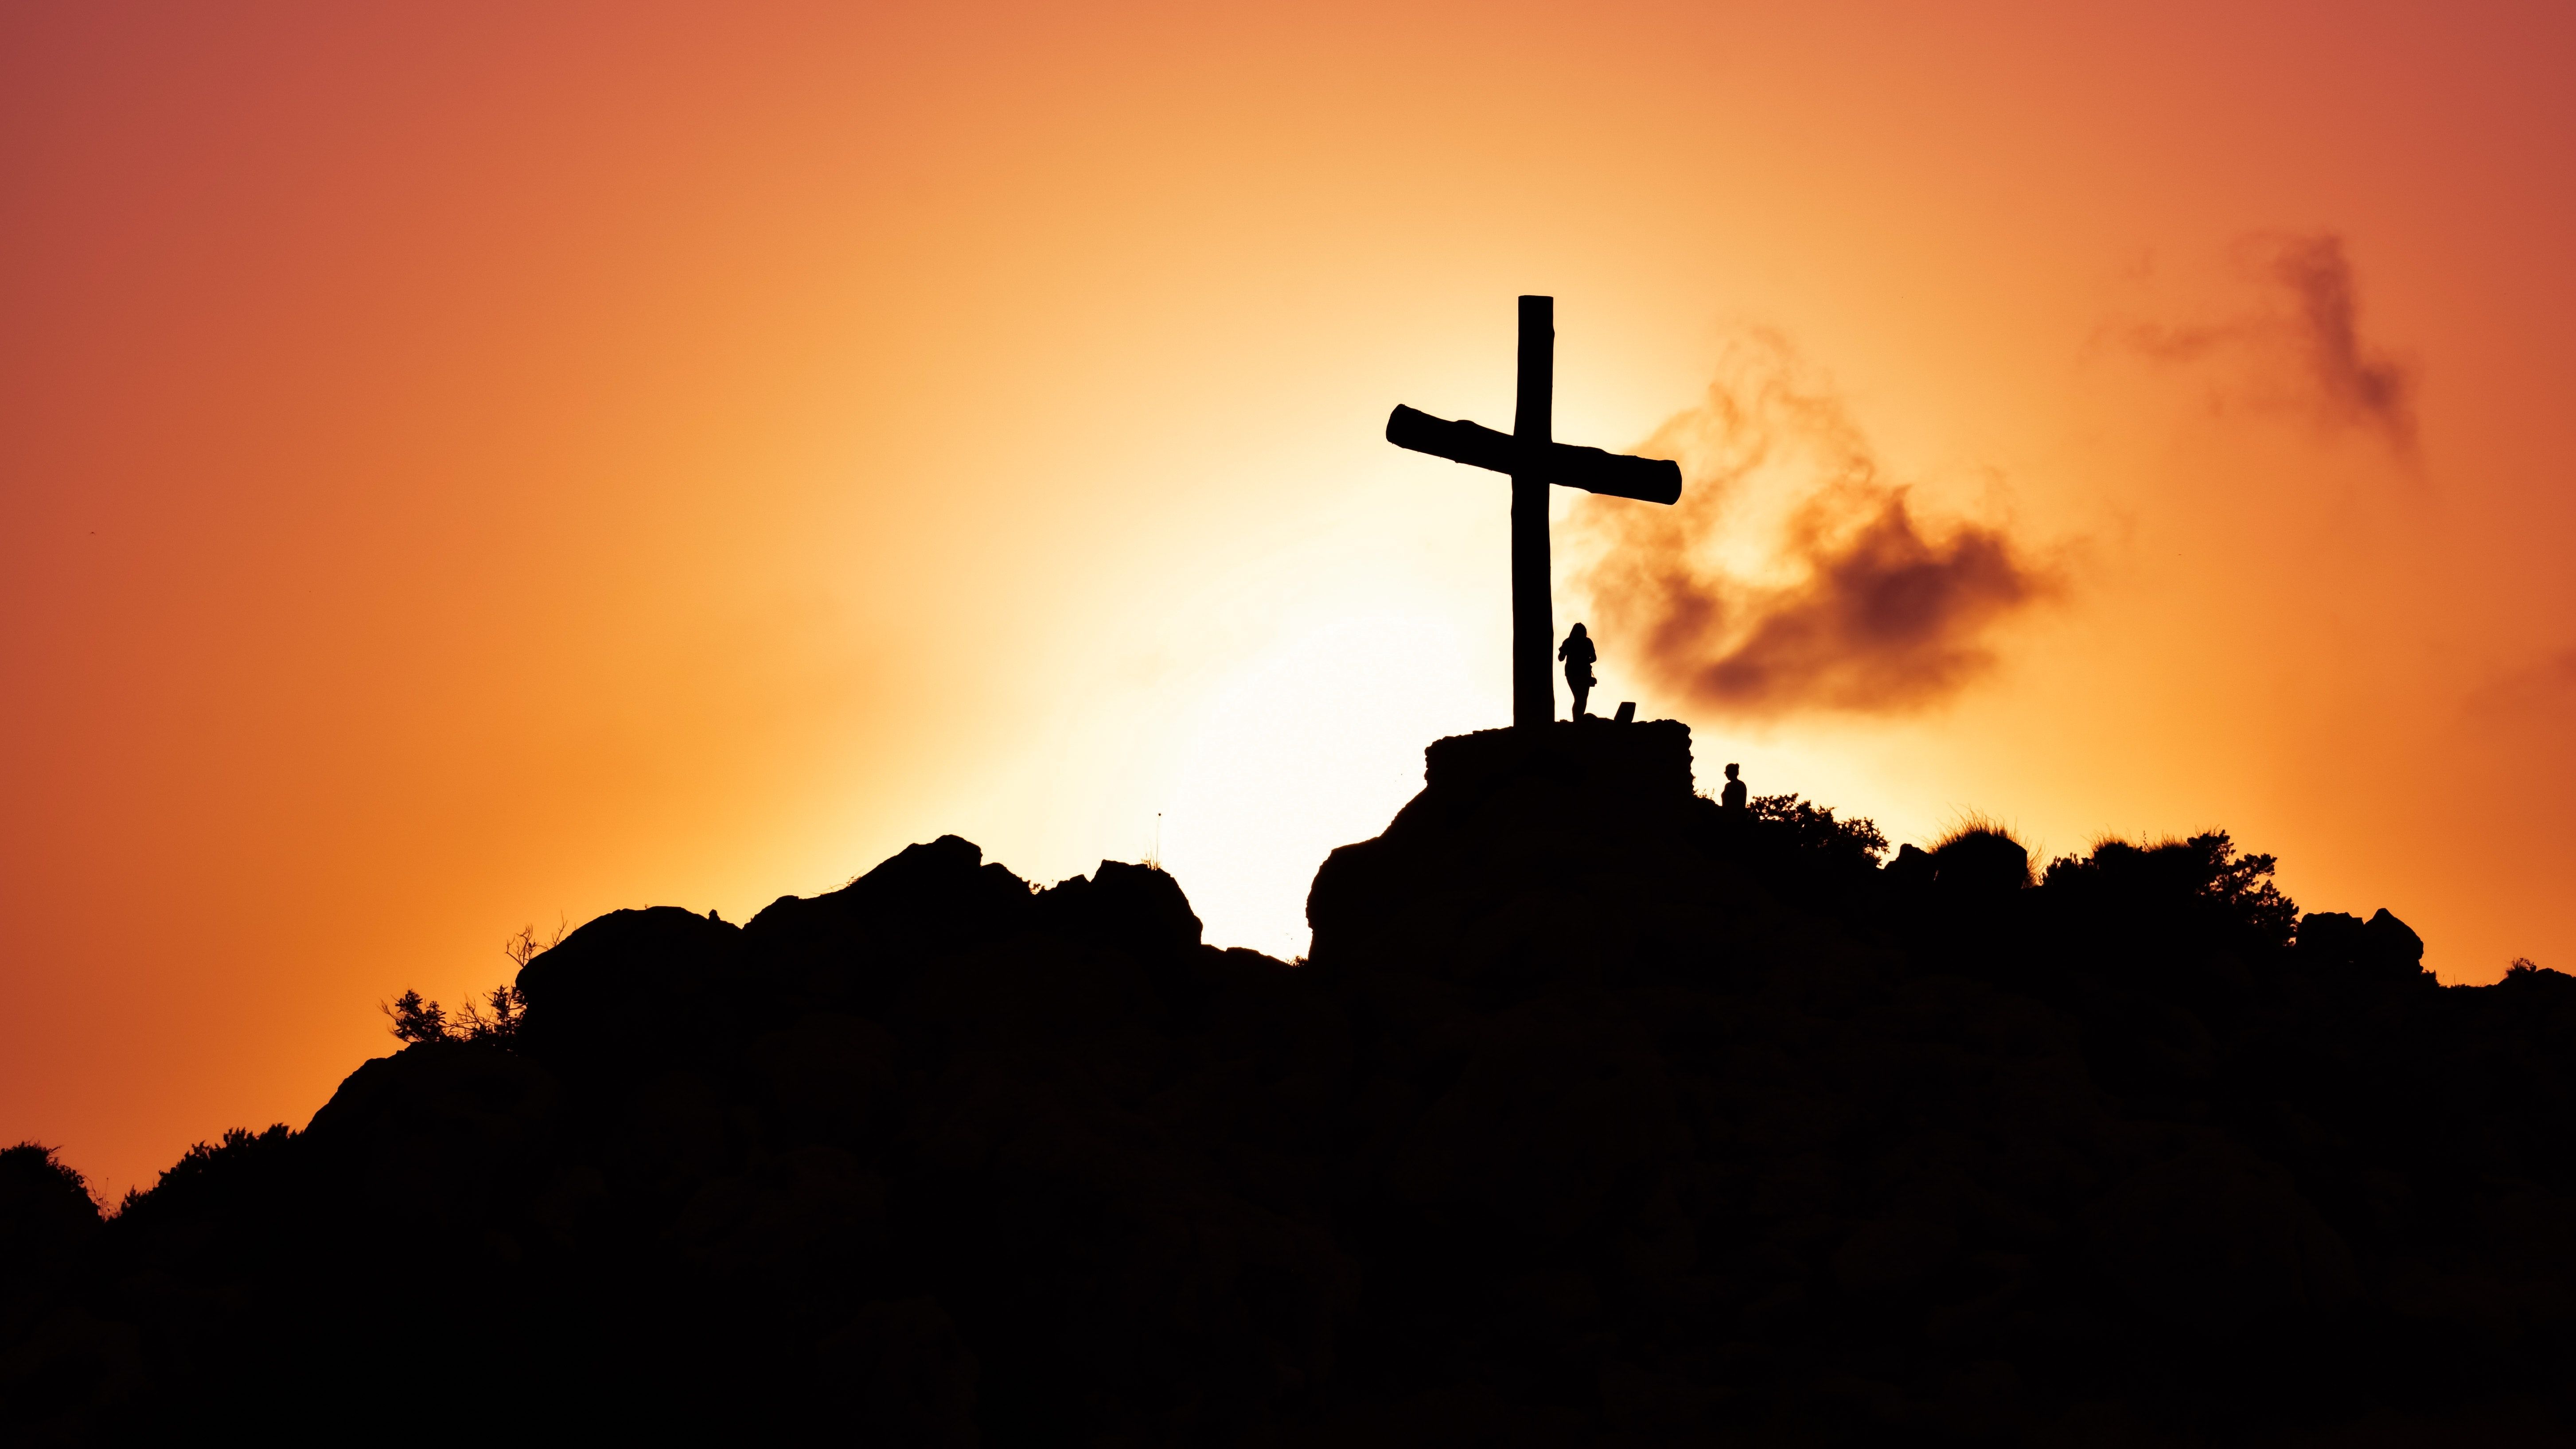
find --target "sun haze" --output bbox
[6,1,2574,1196]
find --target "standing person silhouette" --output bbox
[1721,763,1748,810]
[1558,623,1598,719]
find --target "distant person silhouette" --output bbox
[1559,623,1598,718]
[1721,762,1748,810]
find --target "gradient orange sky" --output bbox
[8,1,2575,1196]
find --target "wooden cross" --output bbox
[1386,296,1683,728]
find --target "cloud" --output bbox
[2466,646,2576,718]
[2119,233,2417,457]
[1571,332,2062,720]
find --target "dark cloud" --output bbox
[1572,335,2061,720]
[2120,233,2417,456]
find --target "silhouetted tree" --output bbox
[383,988,449,1045]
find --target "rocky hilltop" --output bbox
[6,721,2575,1444]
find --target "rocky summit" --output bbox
[7,721,2576,1444]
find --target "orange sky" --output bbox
[8,0,2576,1196]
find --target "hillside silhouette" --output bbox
[8,721,2575,1444]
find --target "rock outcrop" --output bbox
[7,720,2576,1444]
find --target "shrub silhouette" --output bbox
[0,1143,98,1218]
[381,923,553,1046]
[1695,788,1890,911]
[1748,789,1890,870]
[0,1143,100,1274]
[382,988,450,1045]
[1932,821,2032,892]
[2044,830,2299,948]
[112,1125,296,1223]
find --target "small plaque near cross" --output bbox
[1386,296,1683,728]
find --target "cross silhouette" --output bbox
[1386,296,1683,728]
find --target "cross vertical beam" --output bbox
[1512,295,1554,729]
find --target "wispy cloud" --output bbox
[2118,233,2417,458]
[2466,646,2576,718]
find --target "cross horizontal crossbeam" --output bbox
[1385,405,1682,505]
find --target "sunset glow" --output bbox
[8,1,2575,1197]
